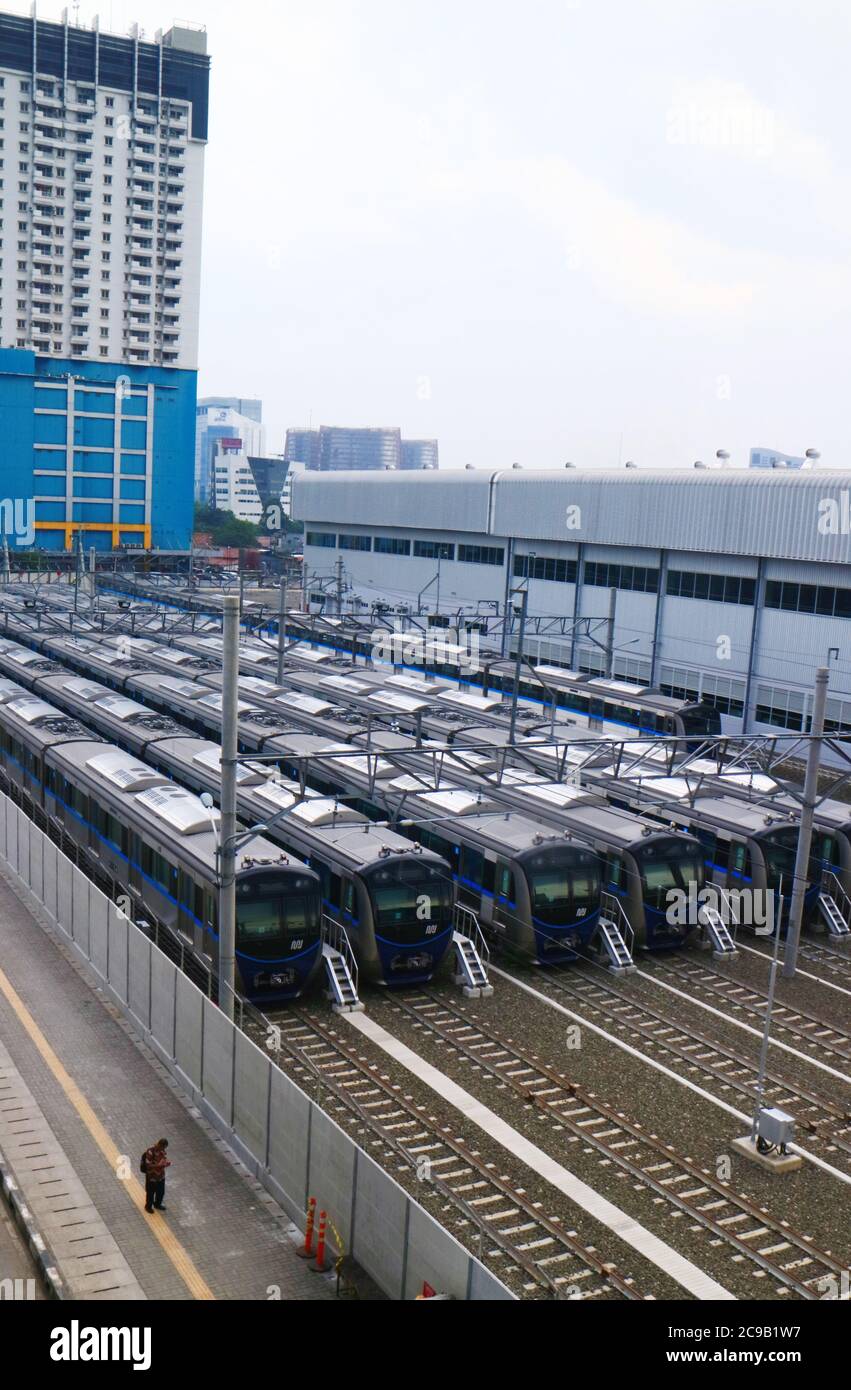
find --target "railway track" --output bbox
[387,990,848,1298]
[745,937,851,989]
[248,1007,646,1301]
[643,958,851,1067]
[521,969,851,1160]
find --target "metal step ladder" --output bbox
[452,904,493,998]
[598,917,636,974]
[818,893,851,938]
[321,917,364,1013]
[699,905,740,959]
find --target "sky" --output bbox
[12,1,851,468]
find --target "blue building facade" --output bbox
[0,349,196,551]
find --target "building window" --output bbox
[305,531,336,549]
[755,684,806,732]
[764,579,851,619]
[457,544,505,566]
[659,664,702,703]
[413,539,455,560]
[374,536,411,556]
[701,674,746,718]
[339,534,371,552]
[667,570,756,605]
[514,554,577,584]
[584,560,659,593]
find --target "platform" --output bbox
[0,864,341,1302]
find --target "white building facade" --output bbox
[293,467,851,742]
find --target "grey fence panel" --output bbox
[6,804,19,873]
[468,1260,516,1301]
[28,821,43,904]
[201,997,233,1126]
[88,889,109,981]
[42,838,58,923]
[267,1065,311,1223]
[349,1149,408,1301]
[174,972,203,1090]
[307,1106,356,1253]
[15,808,30,885]
[233,1030,269,1168]
[404,1202,472,1302]
[0,794,6,858]
[56,856,74,940]
[149,950,176,1060]
[107,903,129,1002]
[127,927,152,1030]
[72,872,91,956]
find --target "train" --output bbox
[0,683,324,1004]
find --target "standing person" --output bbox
[142,1138,171,1213]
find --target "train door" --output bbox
[492,861,517,939]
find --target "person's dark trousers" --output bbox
[145,1178,165,1211]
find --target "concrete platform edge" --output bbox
[0,1146,67,1300]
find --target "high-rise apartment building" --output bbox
[283,428,321,470]
[0,11,210,549]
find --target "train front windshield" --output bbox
[523,846,600,925]
[235,872,322,956]
[680,703,722,737]
[634,838,705,909]
[761,827,838,893]
[366,859,453,943]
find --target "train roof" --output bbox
[666,794,799,835]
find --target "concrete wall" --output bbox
[0,793,513,1302]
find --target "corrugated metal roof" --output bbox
[294,468,851,564]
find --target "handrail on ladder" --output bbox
[822,869,851,927]
[709,884,741,941]
[452,902,490,964]
[599,890,635,960]
[322,914,359,999]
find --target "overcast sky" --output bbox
[15,1,851,468]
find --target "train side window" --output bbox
[730,843,749,878]
[328,872,342,909]
[342,880,355,915]
[497,865,515,902]
[714,838,729,872]
[481,858,495,895]
[604,855,623,889]
[460,845,484,887]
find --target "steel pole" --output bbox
[219,594,240,1020]
[604,586,617,678]
[276,573,287,684]
[508,586,528,747]
[783,667,829,979]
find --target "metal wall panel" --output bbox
[56,857,74,939]
[232,1030,269,1168]
[127,928,152,1030]
[28,822,43,903]
[201,996,234,1126]
[88,890,109,981]
[72,873,90,956]
[267,1065,311,1221]
[6,804,19,873]
[42,839,58,923]
[150,950,176,1059]
[349,1149,408,1300]
[404,1201,471,1301]
[107,903,128,1002]
[307,1106,356,1252]
[294,469,496,534]
[174,972,203,1090]
[15,808,29,885]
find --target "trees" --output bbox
[193,504,260,547]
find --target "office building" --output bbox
[195,402,265,505]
